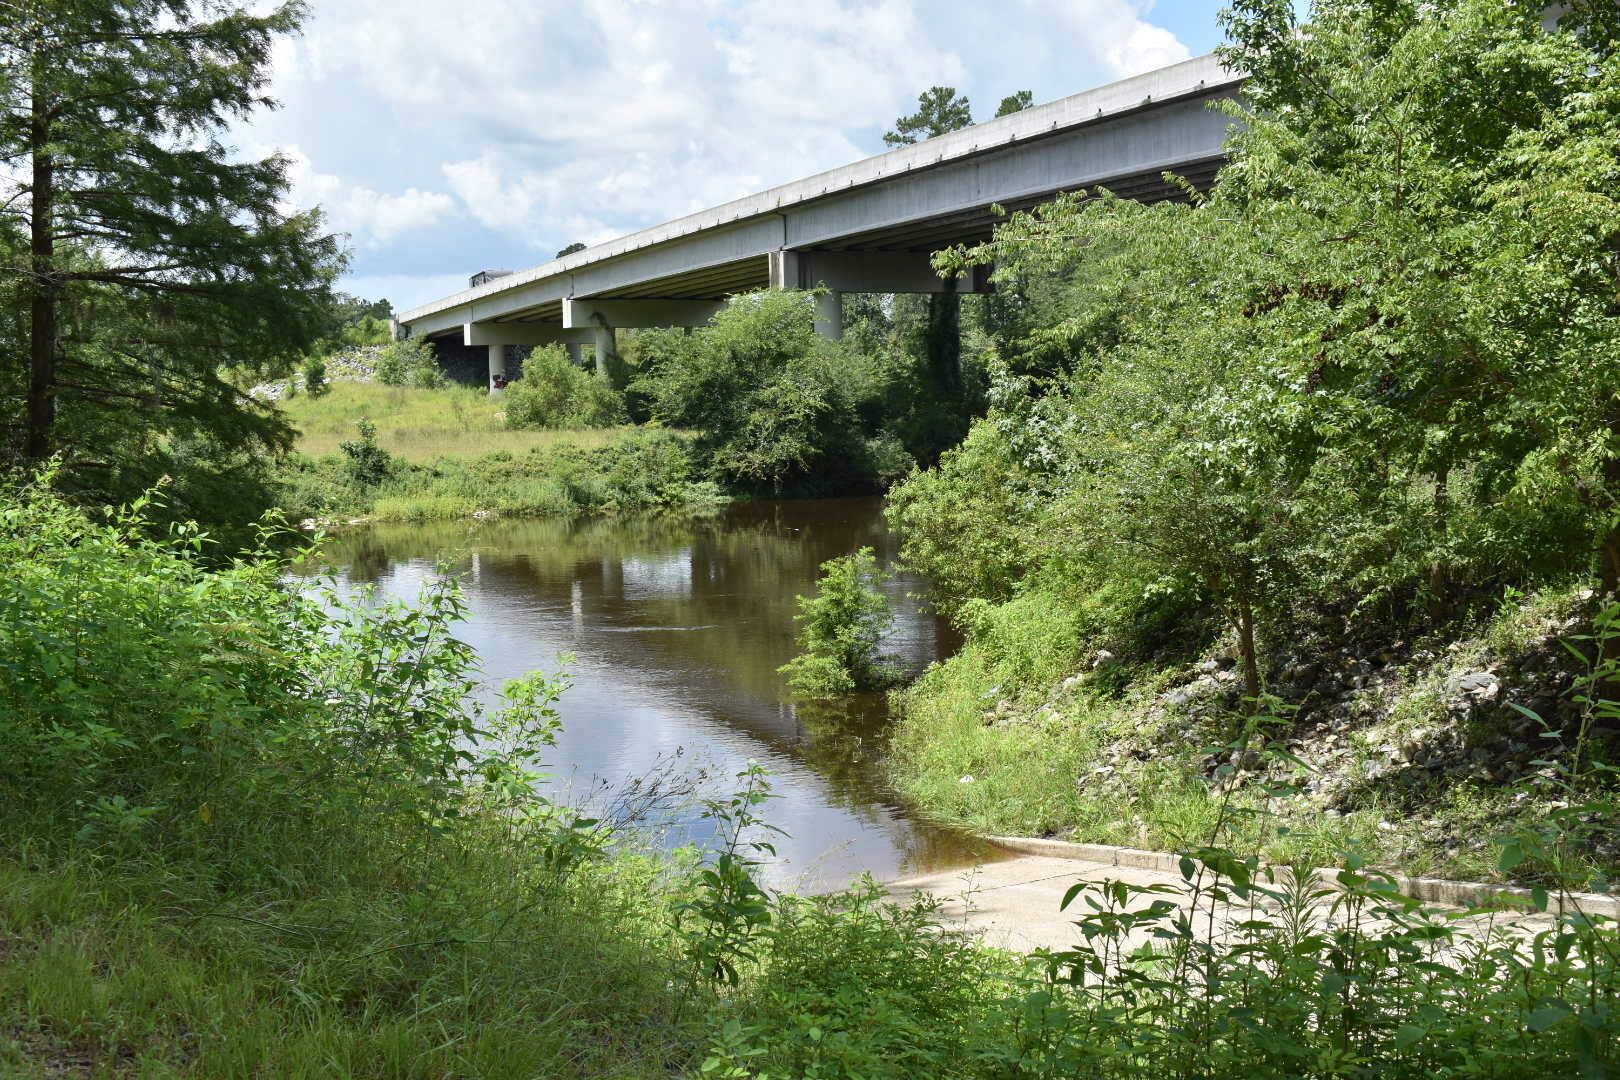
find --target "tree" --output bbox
[883,87,972,147]
[632,290,869,492]
[919,0,1620,702]
[885,86,979,458]
[555,241,587,259]
[995,89,1034,117]
[0,0,343,523]
[1217,0,1620,612]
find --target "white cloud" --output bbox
[242,0,1195,303]
[274,144,456,246]
[1105,21,1194,77]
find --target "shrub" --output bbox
[0,471,564,866]
[302,354,329,397]
[338,417,394,487]
[373,335,444,389]
[504,344,626,429]
[633,290,869,491]
[886,419,1039,618]
[779,548,902,698]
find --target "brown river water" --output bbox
[304,497,1001,891]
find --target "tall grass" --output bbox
[277,381,633,461]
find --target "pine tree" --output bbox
[0,0,343,520]
[882,87,973,147]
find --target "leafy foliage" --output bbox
[300,353,329,398]
[899,0,1620,708]
[632,290,879,492]
[0,470,560,865]
[0,0,343,529]
[779,548,901,698]
[337,417,395,488]
[372,335,445,389]
[503,344,626,429]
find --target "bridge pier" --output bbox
[814,290,844,340]
[567,343,584,367]
[591,325,613,377]
[486,344,505,391]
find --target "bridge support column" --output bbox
[567,342,583,367]
[814,290,843,341]
[591,325,613,377]
[486,344,505,391]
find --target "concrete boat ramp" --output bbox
[880,838,1618,954]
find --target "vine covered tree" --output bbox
[0,0,344,525]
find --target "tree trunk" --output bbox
[925,285,961,399]
[25,59,56,460]
[1427,466,1451,623]
[1237,588,1261,717]
[1597,448,1620,714]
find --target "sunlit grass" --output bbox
[277,381,635,461]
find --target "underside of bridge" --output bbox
[448,155,1223,339]
[401,52,1243,387]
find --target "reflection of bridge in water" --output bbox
[308,499,987,890]
[395,54,1244,387]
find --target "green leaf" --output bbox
[1527,1004,1572,1032]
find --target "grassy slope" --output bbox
[0,855,687,1079]
[891,582,1614,887]
[277,381,633,461]
[271,381,716,524]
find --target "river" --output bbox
[305,496,999,891]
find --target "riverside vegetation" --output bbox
[5,0,1620,1074]
[4,472,1618,1077]
[875,0,1620,892]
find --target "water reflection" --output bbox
[300,498,1000,890]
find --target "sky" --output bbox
[240,1,1248,313]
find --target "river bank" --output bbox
[887,579,1620,891]
[5,476,1615,1077]
[277,425,726,525]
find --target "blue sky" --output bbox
[241,2,1255,313]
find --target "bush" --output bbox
[302,354,329,397]
[0,471,560,866]
[779,548,902,698]
[886,420,1040,619]
[373,335,445,389]
[504,344,626,429]
[633,290,870,491]
[338,417,394,487]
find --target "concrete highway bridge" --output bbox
[394,52,1244,387]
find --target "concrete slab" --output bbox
[883,854,1568,955]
